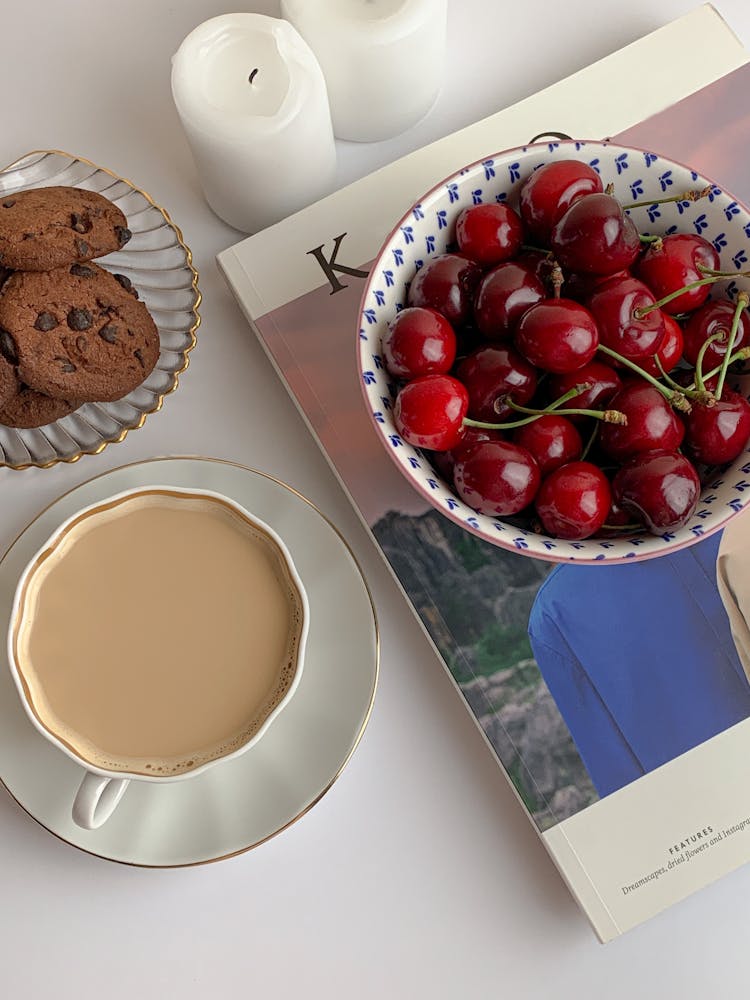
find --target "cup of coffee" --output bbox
[7,486,309,829]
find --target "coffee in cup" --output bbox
[8,487,309,828]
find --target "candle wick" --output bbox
[248,68,259,85]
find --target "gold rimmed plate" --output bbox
[0,150,201,470]
[0,457,379,866]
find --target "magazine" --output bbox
[217,7,750,942]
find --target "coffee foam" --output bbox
[15,492,305,777]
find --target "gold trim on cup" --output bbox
[0,457,380,868]
[0,150,202,471]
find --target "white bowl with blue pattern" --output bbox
[357,140,750,563]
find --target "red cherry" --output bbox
[639,313,684,377]
[551,193,640,276]
[515,249,556,285]
[394,374,468,451]
[682,299,750,369]
[514,298,599,373]
[636,233,719,315]
[473,262,545,340]
[519,160,603,243]
[455,203,523,266]
[382,307,457,379]
[563,269,630,303]
[407,253,483,327]
[535,461,611,540]
[684,390,750,465]
[599,382,685,460]
[586,274,666,362]
[453,440,540,516]
[612,450,700,533]
[432,425,505,481]
[548,360,622,420]
[456,345,538,422]
[512,414,582,476]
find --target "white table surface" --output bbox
[2,1,750,995]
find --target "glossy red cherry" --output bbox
[382,307,457,379]
[473,262,545,340]
[612,449,700,533]
[456,344,538,422]
[684,390,750,465]
[515,249,556,286]
[563,269,630,303]
[519,159,603,243]
[586,274,665,362]
[394,374,469,451]
[639,313,684,377]
[551,193,640,276]
[407,253,483,327]
[514,298,599,373]
[432,425,505,481]
[548,360,622,420]
[598,382,685,460]
[455,203,524,266]
[682,299,750,369]
[635,233,719,315]
[512,414,582,476]
[453,440,540,515]
[535,461,611,540]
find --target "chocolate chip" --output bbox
[67,308,92,331]
[70,212,92,234]
[75,336,88,352]
[115,226,132,247]
[134,348,145,368]
[70,263,95,278]
[22,233,34,240]
[54,356,76,373]
[113,273,133,292]
[2,199,15,208]
[75,239,90,258]
[34,312,58,332]
[0,328,18,364]
[98,325,118,344]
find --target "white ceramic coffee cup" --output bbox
[7,486,309,831]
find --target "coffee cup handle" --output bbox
[72,772,130,830]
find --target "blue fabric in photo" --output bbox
[527,531,750,798]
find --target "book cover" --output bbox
[217,7,750,941]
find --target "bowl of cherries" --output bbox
[357,140,750,563]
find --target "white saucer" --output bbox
[0,458,378,866]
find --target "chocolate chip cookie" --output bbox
[0,385,75,428]
[0,186,131,271]
[0,262,159,402]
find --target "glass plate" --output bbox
[0,150,201,470]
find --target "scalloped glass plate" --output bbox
[0,150,201,470]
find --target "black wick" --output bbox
[248,68,259,85]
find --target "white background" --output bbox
[1,1,749,995]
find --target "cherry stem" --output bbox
[655,354,715,405]
[620,185,713,211]
[551,263,564,299]
[696,263,750,279]
[581,422,599,461]
[463,384,595,430]
[602,522,642,531]
[634,275,719,318]
[638,234,663,248]
[596,344,692,412]
[506,397,626,423]
[635,265,750,319]
[694,331,725,395]
[715,292,749,400]
[684,346,750,393]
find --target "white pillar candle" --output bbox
[171,14,336,233]
[281,0,447,143]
